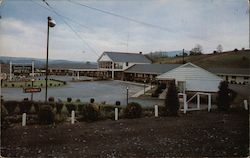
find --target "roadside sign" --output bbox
[23,88,41,93]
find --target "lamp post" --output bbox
[31,78,34,101]
[144,80,146,94]
[126,86,129,106]
[45,16,56,102]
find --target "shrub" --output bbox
[67,97,72,103]
[48,97,55,102]
[76,99,81,103]
[3,101,19,115]
[124,102,142,119]
[1,105,9,129]
[165,81,180,116]
[49,83,52,87]
[56,102,63,114]
[12,84,15,87]
[38,105,55,124]
[1,105,8,118]
[216,81,237,111]
[81,104,99,121]
[23,98,29,101]
[19,101,33,114]
[78,104,87,113]
[66,103,77,113]
[102,105,117,113]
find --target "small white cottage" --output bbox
[156,62,222,93]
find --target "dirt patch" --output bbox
[1,110,249,157]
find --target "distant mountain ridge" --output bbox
[0,56,97,69]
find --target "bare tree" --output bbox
[190,44,203,55]
[216,44,223,53]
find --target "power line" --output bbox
[31,0,91,30]
[38,0,100,58]
[68,0,173,32]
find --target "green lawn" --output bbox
[153,50,250,69]
[1,80,66,88]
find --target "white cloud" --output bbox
[0,0,248,61]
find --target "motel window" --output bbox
[232,76,236,79]
[244,76,249,80]
[126,62,129,67]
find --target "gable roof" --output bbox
[157,62,222,81]
[98,51,152,63]
[125,64,182,75]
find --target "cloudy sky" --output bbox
[0,0,249,61]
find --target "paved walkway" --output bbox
[131,86,153,97]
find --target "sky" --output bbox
[0,0,249,62]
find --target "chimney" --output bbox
[139,52,142,54]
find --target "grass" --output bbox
[1,80,65,88]
[153,50,250,69]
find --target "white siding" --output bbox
[157,63,222,92]
[99,54,112,61]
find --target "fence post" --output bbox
[115,108,118,121]
[183,94,187,114]
[244,100,248,110]
[154,105,158,117]
[208,94,211,112]
[22,113,26,126]
[71,110,75,124]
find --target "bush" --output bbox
[102,105,117,113]
[66,103,77,113]
[216,81,237,111]
[76,99,81,103]
[48,97,55,102]
[56,102,63,114]
[1,105,9,130]
[78,104,87,113]
[38,105,55,124]
[19,101,33,114]
[67,97,72,103]
[81,104,99,121]
[165,81,180,116]
[3,101,19,115]
[124,102,142,119]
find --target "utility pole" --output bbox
[182,49,185,64]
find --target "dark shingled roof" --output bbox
[208,68,250,76]
[125,64,182,74]
[49,63,98,69]
[102,52,151,63]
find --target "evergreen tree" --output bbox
[165,81,180,116]
[217,81,231,111]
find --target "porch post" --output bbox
[197,93,200,110]
[112,62,114,79]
